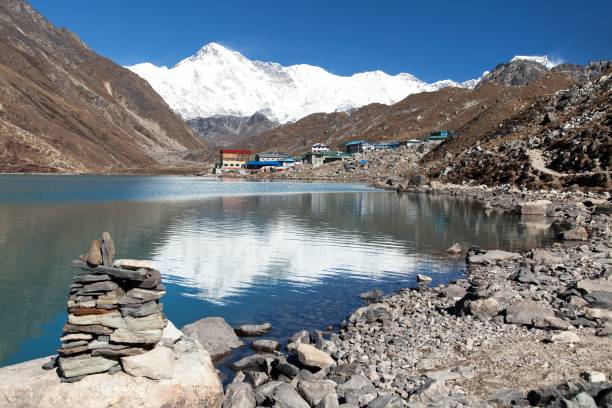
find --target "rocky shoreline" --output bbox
[216,183,611,407]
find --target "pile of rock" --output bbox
[55,232,168,380]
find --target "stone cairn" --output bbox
[51,232,167,380]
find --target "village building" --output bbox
[219,149,253,169]
[399,139,423,148]
[311,143,330,153]
[426,130,456,142]
[255,151,291,162]
[344,140,373,154]
[303,151,351,167]
[372,141,400,150]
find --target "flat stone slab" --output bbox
[0,336,223,408]
[113,259,156,270]
[72,261,147,282]
[58,354,117,378]
[110,328,163,344]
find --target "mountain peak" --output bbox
[510,55,559,69]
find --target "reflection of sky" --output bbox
[154,214,419,303]
[0,175,559,368]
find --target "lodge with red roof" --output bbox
[219,149,254,170]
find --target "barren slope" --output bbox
[0,0,206,173]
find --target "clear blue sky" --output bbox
[30,0,612,82]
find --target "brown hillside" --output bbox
[0,0,206,173]
[243,74,575,156]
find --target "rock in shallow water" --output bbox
[235,323,272,337]
[182,317,243,361]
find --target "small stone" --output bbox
[101,232,115,267]
[416,274,432,283]
[86,240,103,267]
[297,344,336,369]
[108,364,122,375]
[297,379,337,406]
[532,315,573,330]
[425,369,462,381]
[251,339,280,353]
[548,331,581,343]
[272,383,310,408]
[520,200,552,216]
[41,358,57,370]
[582,371,606,383]
[446,243,463,255]
[63,323,113,335]
[408,381,450,405]
[467,298,501,320]
[505,300,555,326]
[359,289,384,301]
[119,300,160,317]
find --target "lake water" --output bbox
[0,175,559,371]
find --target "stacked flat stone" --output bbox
[57,232,167,380]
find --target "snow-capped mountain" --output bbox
[127,43,476,123]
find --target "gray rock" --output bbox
[562,227,589,241]
[468,250,522,264]
[316,392,340,408]
[520,200,552,216]
[367,394,404,408]
[254,380,283,405]
[446,243,463,255]
[182,317,244,360]
[231,354,276,372]
[488,388,526,406]
[297,379,337,406]
[235,323,273,337]
[564,392,598,408]
[275,360,300,379]
[467,298,501,320]
[425,369,462,381]
[532,315,573,330]
[251,339,280,353]
[223,382,256,408]
[272,383,310,408]
[244,370,269,388]
[337,375,376,405]
[408,380,450,405]
[505,300,555,326]
[350,304,392,324]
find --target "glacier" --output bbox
[127,44,556,123]
[127,43,476,123]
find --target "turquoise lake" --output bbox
[0,175,559,369]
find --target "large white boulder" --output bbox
[0,336,223,408]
